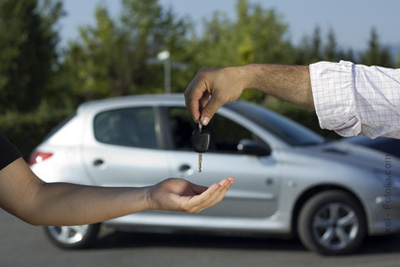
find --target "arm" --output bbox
[0,158,234,226]
[184,64,313,125]
[310,61,400,139]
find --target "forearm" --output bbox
[0,158,234,226]
[241,64,314,109]
[0,158,151,226]
[26,183,150,226]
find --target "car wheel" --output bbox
[44,223,101,249]
[298,190,367,255]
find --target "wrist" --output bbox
[143,186,157,210]
[222,65,249,96]
[240,64,264,91]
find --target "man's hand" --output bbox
[184,67,246,126]
[184,64,313,126]
[147,177,235,213]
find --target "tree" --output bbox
[0,0,63,112]
[192,0,293,67]
[295,26,323,64]
[323,28,338,61]
[397,50,400,68]
[185,0,294,102]
[359,27,393,67]
[64,6,130,100]
[63,0,190,101]
[121,0,189,94]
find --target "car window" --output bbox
[169,107,267,154]
[94,107,158,149]
[169,107,195,150]
[226,100,325,146]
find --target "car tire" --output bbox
[298,190,367,255]
[44,223,101,249]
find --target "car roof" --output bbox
[77,94,186,114]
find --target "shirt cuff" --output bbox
[310,61,361,137]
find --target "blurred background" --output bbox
[1,0,400,158]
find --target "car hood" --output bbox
[293,140,400,174]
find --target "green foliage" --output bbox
[0,102,73,159]
[359,27,393,67]
[1,0,399,150]
[65,6,128,100]
[183,0,294,103]
[63,0,190,101]
[294,26,356,65]
[186,0,294,69]
[0,0,63,113]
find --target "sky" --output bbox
[59,0,400,52]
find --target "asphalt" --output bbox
[1,209,399,267]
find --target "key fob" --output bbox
[192,129,211,153]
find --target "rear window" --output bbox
[94,107,158,149]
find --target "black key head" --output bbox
[192,129,211,153]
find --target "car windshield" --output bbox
[226,101,325,146]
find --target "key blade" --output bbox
[198,153,203,172]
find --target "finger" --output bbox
[185,75,210,123]
[184,79,201,122]
[200,91,210,111]
[207,178,234,204]
[200,93,224,126]
[190,178,234,212]
[213,178,234,203]
[195,185,227,213]
[185,183,220,212]
[219,177,235,185]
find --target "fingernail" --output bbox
[201,116,210,126]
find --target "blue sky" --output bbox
[59,0,400,52]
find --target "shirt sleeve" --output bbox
[0,131,22,170]
[310,60,400,139]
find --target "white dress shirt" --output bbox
[310,60,400,139]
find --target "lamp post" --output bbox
[147,51,188,94]
[157,50,171,94]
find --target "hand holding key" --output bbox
[192,122,210,172]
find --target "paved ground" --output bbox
[1,209,399,267]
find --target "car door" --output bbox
[82,106,170,188]
[166,106,281,219]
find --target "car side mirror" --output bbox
[237,139,271,156]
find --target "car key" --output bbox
[192,122,211,172]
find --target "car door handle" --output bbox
[179,164,191,172]
[93,159,104,166]
[177,164,194,178]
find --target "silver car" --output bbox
[30,94,400,255]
